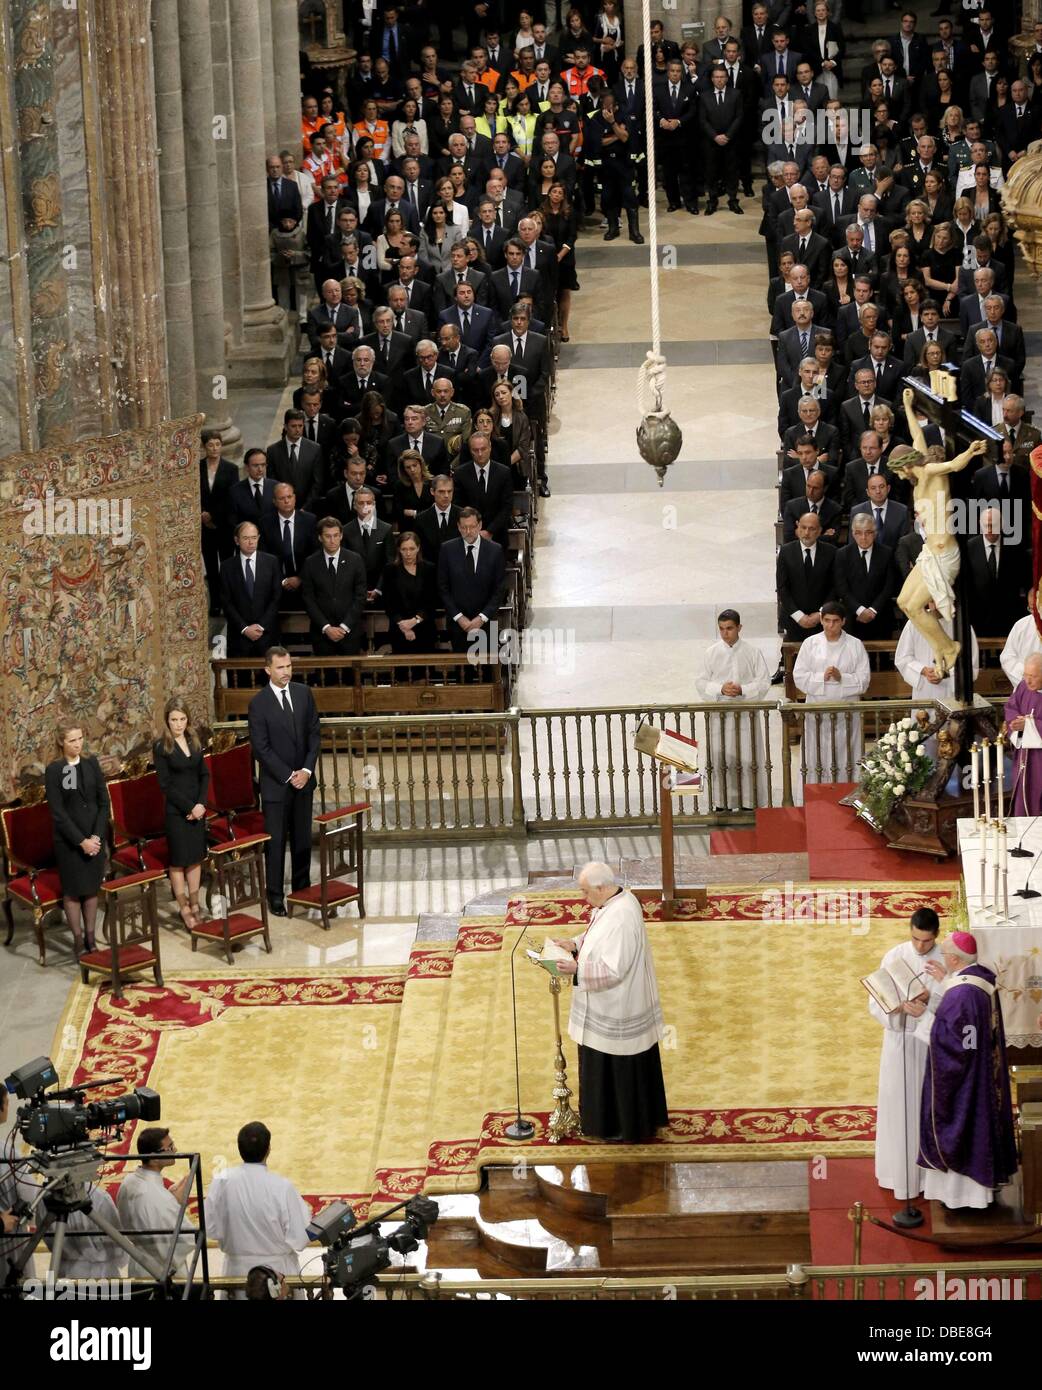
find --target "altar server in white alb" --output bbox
[554,862,668,1142]
[696,608,772,812]
[117,1126,198,1280]
[205,1121,311,1286]
[896,611,979,760]
[792,602,871,783]
[869,909,944,1200]
[1000,588,1042,688]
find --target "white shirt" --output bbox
[117,1166,197,1281]
[1000,612,1042,687]
[896,616,979,703]
[204,1162,312,1277]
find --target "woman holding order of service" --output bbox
[153,697,210,930]
[44,723,110,957]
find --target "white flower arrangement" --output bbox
[858,718,935,825]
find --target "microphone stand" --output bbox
[892,966,929,1230]
[1015,845,1042,900]
[505,925,535,1141]
[1009,750,1034,856]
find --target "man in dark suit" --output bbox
[307,279,359,353]
[958,330,1015,409]
[471,199,510,271]
[996,81,1041,167]
[260,483,319,610]
[247,646,321,915]
[782,401,841,469]
[488,131,526,190]
[740,4,778,70]
[652,59,699,213]
[306,177,345,288]
[841,432,894,511]
[902,302,958,367]
[362,306,414,388]
[363,174,421,236]
[451,433,513,548]
[386,403,450,477]
[778,363,838,436]
[779,438,839,508]
[762,30,802,91]
[437,323,480,405]
[777,301,824,391]
[834,225,879,287]
[780,209,831,287]
[438,282,497,366]
[229,449,278,531]
[699,65,743,214]
[266,155,303,229]
[298,389,339,485]
[389,255,435,325]
[776,511,836,642]
[848,334,905,402]
[973,443,1032,520]
[343,486,395,600]
[489,239,548,323]
[434,244,491,314]
[437,507,508,655]
[782,469,841,543]
[384,284,428,344]
[961,303,1026,386]
[966,509,1029,638]
[403,339,454,406]
[834,515,897,642]
[812,168,859,242]
[770,265,829,336]
[839,367,893,459]
[312,325,355,391]
[267,411,322,513]
[220,522,283,659]
[301,516,367,655]
[369,5,409,75]
[891,13,931,87]
[492,305,552,486]
[415,474,460,564]
[850,474,910,551]
[340,345,389,416]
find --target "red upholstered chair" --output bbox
[1,801,65,966]
[107,774,170,873]
[206,742,266,844]
[80,868,166,1000]
[285,803,369,931]
[189,833,272,964]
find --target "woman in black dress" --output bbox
[540,181,578,340]
[393,449,434,530]
[45,724,109,956]
[153,698,210,930]
[380,532,438,654]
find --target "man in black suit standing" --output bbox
[387,403,449,476]
[301,516,367,655]
[699,64,743,216]
[307,177,345,291]
[966,507,1029,638]
[438,282,497,366]
[229,449,278,531]
[780,209,831,287]
[848,333,905,403]
[834,514,897,642]
[653,58,699,214]
[403,339,453,406]
[247,647,321,917]
[267,410,322,512]
[415,474,460,564]
[362,305,414,386]
[266,155,303,230]
[260,482,318,612]
[437,507,508,656]
[776,511,837,643]
[850,474,911,551]
[492,304,552,492]
[343,486,395,602]
[220,522,283,659]
[782,469,841,543]
[450,432,513,548]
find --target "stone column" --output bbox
[0,6,35,455]
[271,0,303,155]
[153,0,196,420]
[257,0,278,154]
[179,0,237,448]
[209,0,243,349]
[225,0,294,387]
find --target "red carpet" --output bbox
[710,786,962,882]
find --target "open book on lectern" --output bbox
[860,954,929,1014]
[633,720,700,772]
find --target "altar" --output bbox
[957,816,1042,1048]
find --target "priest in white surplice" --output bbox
[869,908,944,1200]
[896,611,979,758]
[792,602,871,783]
[1000,589,1042,687]
[554,862,668,1142]
[205,1121,312,1283]
[696,608,772,811]
[117,1125,198,1281]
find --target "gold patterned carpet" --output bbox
[51,884,955,1213]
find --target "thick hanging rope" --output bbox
[635,0,682,485]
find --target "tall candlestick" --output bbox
[971,741,980,821]
[1000,822,1010,918]
[982,739,992,824]
[980,818,990,906]
[996,735,1005,825]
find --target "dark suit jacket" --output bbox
[770,288,829,336]
[402,362,455,405]
[220,551,282,654]
[846,355,906,402]
[301,547,368,648]
[812,187,860,240]
[776,539,837,640]
[839,393,893,458]
[902,325,957,366]
[895,530,924,580]
[778,386,837,436]
[973,463,1032,513]
[433,267,490,313]
[438,304,497,363]
[415,504,462,563]
[489,266,549,323]
[492,330,552,406]
[267,176,303,229]
[834,541,897,640]
[698,87,743,142]
[958,352,1016,408]
[386,430,448,475]
[342,517,396,588]
[200,458,238,541]
[451,459,514,543]
[388,276,435,326]
[266,438,323,511]
[842,458,895,511]
[782,496,842,542]
[961,320,1026,381]
[779,231,832,287]
[247,681,321,802]
[361,329,415,380]
[45,754,109,855]
[849,498,910,551]
[777,324,827,388]
[780,462,839,508]
[362,198,420,236]
[259,509,319,581]
[437,535,507,621]
[782,421,841,469]
[229,476,278,531]
[965,537,1029,637]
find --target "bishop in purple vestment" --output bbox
[1004,654,1042,816]
[916,932,1017,1209]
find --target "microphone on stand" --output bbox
[892,966,930,1230]
[1015,849,1042,899]
[1011,813,1038,860]
[1008,737,1034,856]
[505,919,535,1141]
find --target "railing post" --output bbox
[850,1200,864,1268]
[509,710,524,833]
[785,1263,810,1300]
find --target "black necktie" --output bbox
[804,547,813,576]
[478,468,487,495]
[717,90,723,105]
[243,555,254,595]
[988,544,997,580]
[307,418,316,440]
[999,472,1009,495]
[468,542,477,572]
[425,372,432,394]
[253,483,262,503]
[462,311,470,333]
[863,402,870,427]
[328,556,336,578]
[439,511,447,530]
[799,237,807,260]
[289,443,297,468]
[511,271,519,296]
[278,688,293,719]
[282,519,293,570]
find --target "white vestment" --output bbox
[792,630,871,782]
[568,889,664,1056]
[914,541,960,621]
[1000,613,1042,687]
[116,1166,197,1281]
[204,1162,312,1277]
[895,617,979,749]
[696,637,772,808]
[49,1187,124,1280]
[869,939,943,1199]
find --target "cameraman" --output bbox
[1,1081,35,1284]
[116,1126,197,1282]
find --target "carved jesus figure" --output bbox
[889,388,989,679]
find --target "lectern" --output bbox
[633,723,708,915]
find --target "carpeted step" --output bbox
[803,784,962,882]
[751,806,808,853]
[708,828,759,855]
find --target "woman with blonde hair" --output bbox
[153,697,209,931]
[45,723,109,957]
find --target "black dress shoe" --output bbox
[538,478,551,497]
[685,202,700,215]
[728,200,744,214]
[743,184,754,198]
[704,200,717,216]
[770,664,785,686]
[666,202,681,212]
[267,895,287,917]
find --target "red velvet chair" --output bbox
[108,773,170,873]
[1,801,65,966]
[285,803,369,930]
[206,742,266,844]
[80,868,166,999]
[189,833,272,964]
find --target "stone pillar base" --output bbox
[225,311,296,388]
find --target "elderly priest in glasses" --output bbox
[553,862,668,1142]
